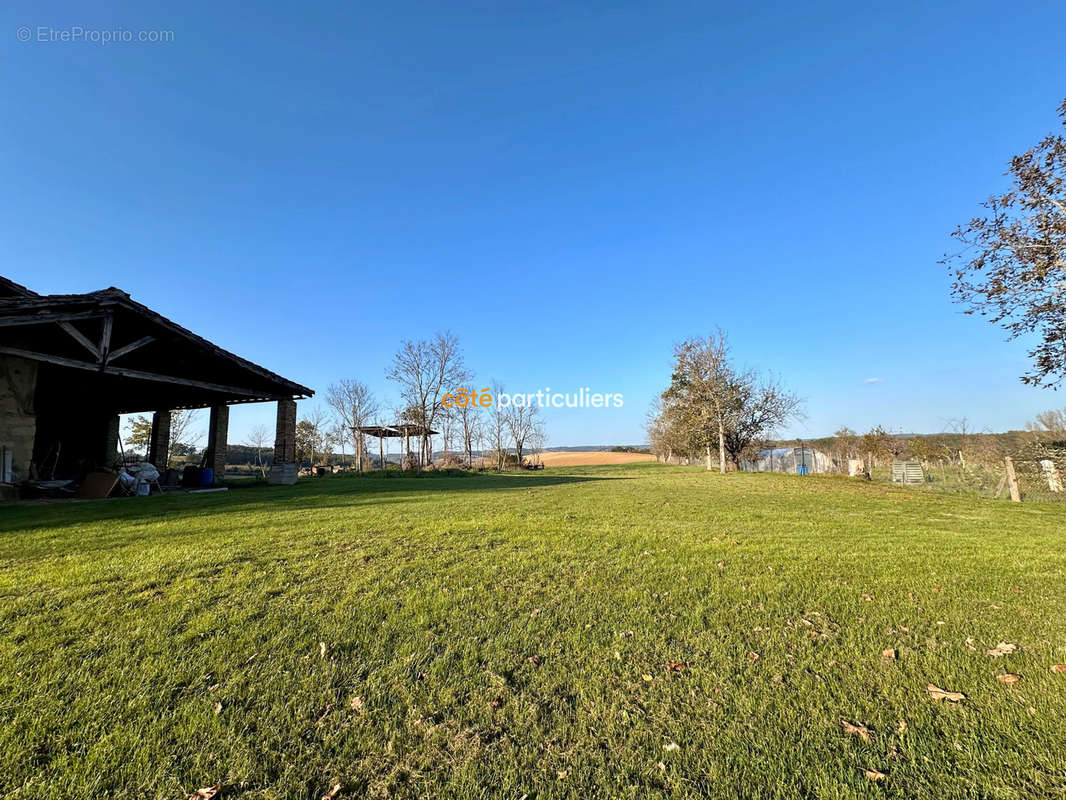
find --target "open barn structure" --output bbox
[0,276,312,490]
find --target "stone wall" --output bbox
[0,355,38,481]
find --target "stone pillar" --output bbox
[0,355,38,481]
[268,399,297,484]
[148,410,171,471]
[205,405,229,484]
[101,414,120,468]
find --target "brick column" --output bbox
[268,399,297,484]
[206,404,229,484]
[148,410,171,470]
[101,414,120,468]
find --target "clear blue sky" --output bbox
[3,1,1065,446]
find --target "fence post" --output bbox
[1039,459,1063,493]
[1003,456,1021,503]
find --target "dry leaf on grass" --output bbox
[350,696,364,711]
[319,642,328,660]
[861,768,887,782]
[490,696,504,709]
[557,770,568,780]
[861,594,874,602]
[664,742,680,752]
[841,720,873,742]
[666,661,687,672]
[897,719,907,735]
[986,642,1018,657]
[213,701,222,716]
[748,651,760,662]
[926,684,966,702]
[641,673,654,682]
[882,648,897,660]
[189,787,220,800]
[526,655,541,666]
[322,783,342,800]
[1050,664,1066,674]
[996,673,1021,685]
[965,637,976,652]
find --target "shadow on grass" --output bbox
[0,471,619,538]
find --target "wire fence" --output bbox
[735,443,1066,504]
[866,447,1066,504]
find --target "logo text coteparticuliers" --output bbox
[443,387,623,409]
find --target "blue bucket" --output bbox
[199,467,214,486]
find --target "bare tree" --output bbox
[327,422,348,467]
[456,398,484,467]
[527,422,547,466]
[506,401,539,466]
[298,406,330,467]
[489,380,507,470]
[647,397,696,464]
[439,404,456,462]
[247,423,272,477]
[387,332,468,466]
[720,376,802,468]
[326,379,378,472]
[946,97,1066,388]
[832,426,859,462]
[1027,407,1066,440]
[168,409,203,465]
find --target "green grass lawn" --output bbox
[2,464,1065,799]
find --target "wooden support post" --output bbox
[378,435,384,476]
[1003,456,1021,503]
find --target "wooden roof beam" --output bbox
[0,345,277,398]
[105,335,155,364]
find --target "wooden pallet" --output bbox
[891,460,924,485]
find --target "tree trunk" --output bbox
[705,445,712,470]
[717,416,727,474]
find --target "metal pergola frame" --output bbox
[353,424,439,473]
